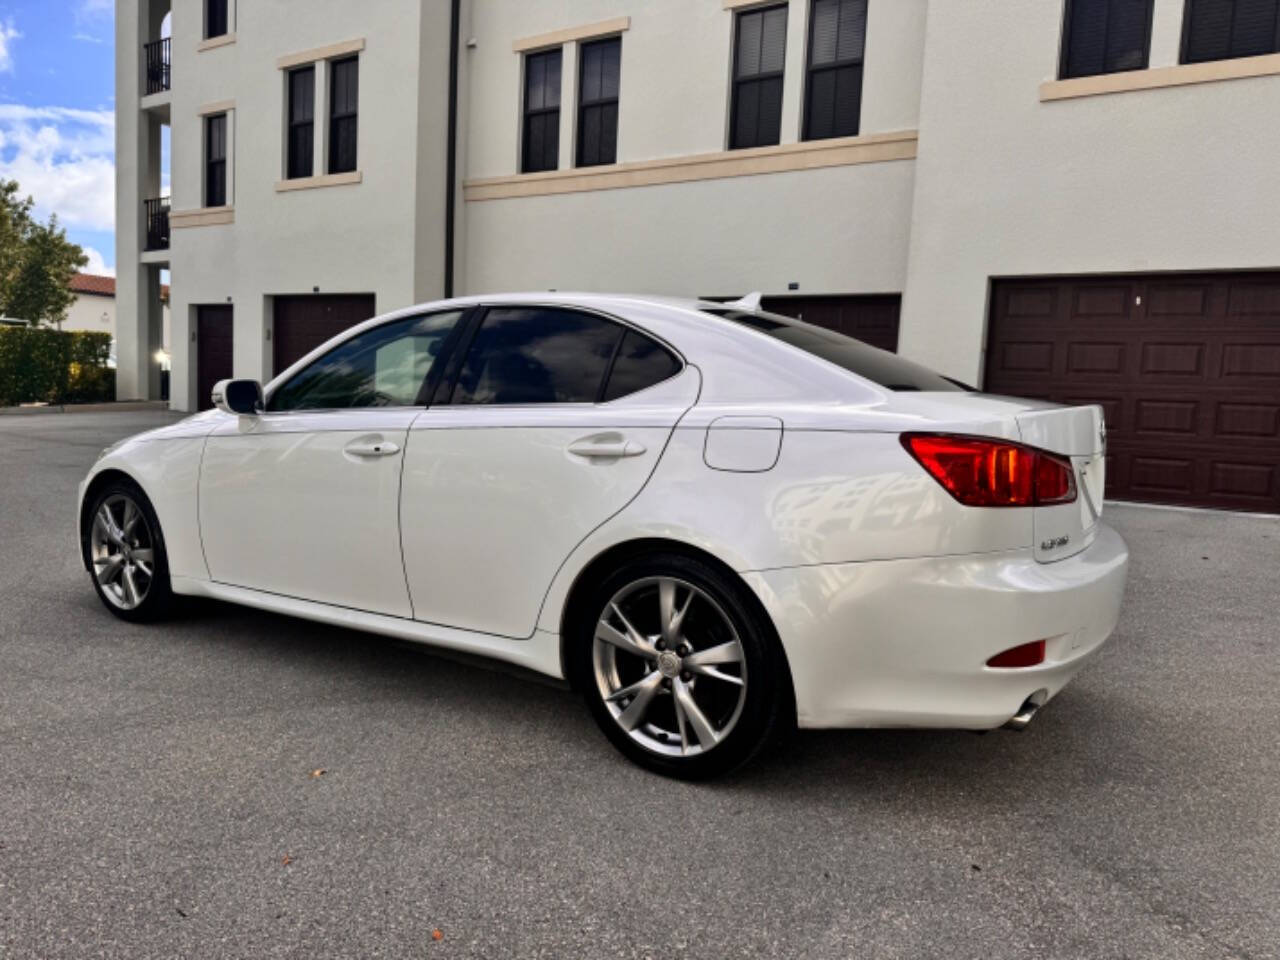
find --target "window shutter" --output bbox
[731,5,787,150]
[1062,0,1152,78]
[1184,0,1280,62]
[804,0,866,141]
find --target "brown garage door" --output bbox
[986,274,1280,512]
[272,294,377,377]
[195,305,233,412]
[761,294,901,352]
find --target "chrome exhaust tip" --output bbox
[1002,690,1049,732]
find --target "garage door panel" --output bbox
[1134,399,1199,436]
[1071,285,1131,319]
[1147,283,1210,318]
[1226,281,1280,316]
[1140,342,1205,377]
[1129,456,1195,495]
[1210,462,1276,501]
[987,273,1280,512]
[1002,285,1058,320]
[1067,342,1127,375]
[1220,342,1280,378]
[1216,402,1280,438]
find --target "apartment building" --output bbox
[116,0,1280,512]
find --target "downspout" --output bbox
[444,0,461,299]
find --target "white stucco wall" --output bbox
[162,0,451,409]
[898,0,1280,384]
[459,0,927,298]
[463,161,916,297]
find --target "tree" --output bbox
[0,179,89,327]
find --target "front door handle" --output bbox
[345,439,401,458]
[568,434,646,459]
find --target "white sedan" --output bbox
[78,294,1128,778]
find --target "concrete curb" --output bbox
[0,400,171,416]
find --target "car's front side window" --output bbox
[450,307,624,405]
[268,310,463,412]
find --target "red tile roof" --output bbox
[69,273,170,302]
[70,273,115,296]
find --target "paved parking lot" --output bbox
[1,409,1277,959]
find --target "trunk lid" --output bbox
[1014,403,1107,562]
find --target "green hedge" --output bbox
[0,328,115,407]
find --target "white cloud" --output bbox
[0,105,115,233]
[81,246,114,277]
[73,33,105,45]
[77,0,113,20]
[0,19,20,74]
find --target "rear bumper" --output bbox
[743,524,1129,730]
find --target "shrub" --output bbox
[0,328,115,407]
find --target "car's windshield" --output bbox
[702,307,970,392]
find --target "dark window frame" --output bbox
[286,65,315,180]
[730,3,789,150]
[1059,0,1156,78]
[328,56,360,175]
[802,0,869,142]
[204,113,227,208]
[436,305,685,407]
[205,0,229,40]
[1179,0,1280,63]
[522,48,563,173]
[575,36,622,168]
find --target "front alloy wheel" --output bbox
[85,481,172,621]
[90,494,157,610]
[580,553,789,778]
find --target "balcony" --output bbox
[144,197,170,251]
[144,37,171,95]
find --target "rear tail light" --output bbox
[901,433,1077,507]
[987,640,1047,669]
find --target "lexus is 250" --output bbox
[79,294,1128,778]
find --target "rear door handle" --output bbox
[568,435,646,459]
[345,439,401,458]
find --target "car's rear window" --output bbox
[703,307,969,392]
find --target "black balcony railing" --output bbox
[144,197,170,251]
[144,37,171,95]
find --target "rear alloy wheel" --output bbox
[86,482,172,621]
[579,554,788,778]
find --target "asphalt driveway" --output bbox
[1,410,1277,959]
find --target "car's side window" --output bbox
[603,330,682,401]
[450,307,623,405]
[268,310,463,412]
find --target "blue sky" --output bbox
[0,0,119,274]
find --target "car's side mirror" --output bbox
[212,378,264,416]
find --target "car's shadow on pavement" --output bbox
[113,592,1136,803]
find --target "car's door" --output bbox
[199,309,465,617]
[401,305,700,638]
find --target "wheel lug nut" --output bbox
[680,671,692,682]
[655,640,665,651]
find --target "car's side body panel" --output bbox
[200,408,421,618]
[401,367,701,638]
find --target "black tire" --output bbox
[84,478,173,623]
[573,551,790,780]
